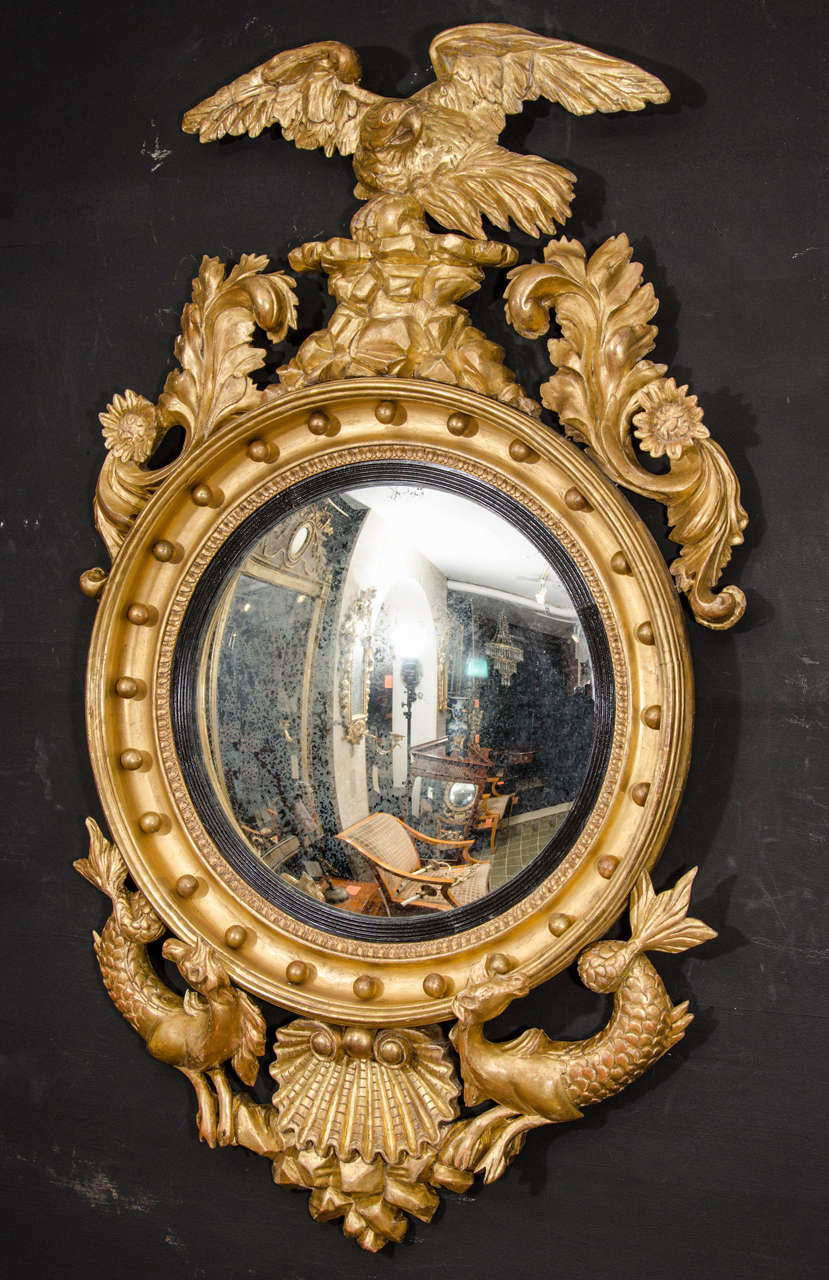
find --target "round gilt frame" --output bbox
[86,378,693,1026]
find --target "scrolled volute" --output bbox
[91,255,298,564]
[504,235,747,629]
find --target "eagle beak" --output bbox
[389,105,422,147]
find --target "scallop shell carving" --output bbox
[271,1020,461,1162]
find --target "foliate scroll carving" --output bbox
[92,255,297,564]
[505,236,748,629]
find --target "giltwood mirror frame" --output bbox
[339,586,376,746]
[76,19,747,1253]
[86,378,691,1024]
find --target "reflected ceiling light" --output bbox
[392,620,430,660]
[486,611,524,686]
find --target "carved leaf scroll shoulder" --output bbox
[504,235,748,629]
[77,19,738,1255]
[90,255,297,569]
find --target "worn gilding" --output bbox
[77,21,741,1252]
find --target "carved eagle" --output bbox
[182,23,669,239]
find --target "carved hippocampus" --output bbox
[442,869,716,1182]
[74,819,266,1147]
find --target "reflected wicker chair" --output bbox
[474,787,517,852]
[336,811,491,915]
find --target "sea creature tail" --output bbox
[74,818,128,905]
[665,998,694,1051]
[629,868,717,955]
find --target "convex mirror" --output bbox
[76,19,746,1256]
[185,477,600,922]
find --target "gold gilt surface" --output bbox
[505,236,747,628]
[75,19,743,1251]
[76,815,714,1251]
[86,377,692,1025]
[182,23,669,238]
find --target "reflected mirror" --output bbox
[185,473,603,924]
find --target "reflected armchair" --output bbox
[475,784,517,851]
[336,811,491,915]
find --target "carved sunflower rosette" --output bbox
[76,17,742,1258]
[504,235,748,629]
[89,255,298,571]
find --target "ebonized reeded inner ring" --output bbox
[171,460,615,942]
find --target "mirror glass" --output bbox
[193,481,597,920]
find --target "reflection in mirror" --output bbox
[198,484,595,919]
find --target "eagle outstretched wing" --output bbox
[182,40,381,156]
[420,23,670,133]
[415,142,575,239]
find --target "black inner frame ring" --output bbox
[171,460,615,942]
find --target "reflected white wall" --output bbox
[380,578,438,788]
[332,508,445,829]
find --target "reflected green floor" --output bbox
[487,808,570,890]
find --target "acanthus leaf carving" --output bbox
[91,255,297,566]
[504,235,748,629]
[156,253,296,439]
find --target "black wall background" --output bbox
[3,2,827,1276]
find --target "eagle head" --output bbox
[354,100,426,197]
[361,99,423,153]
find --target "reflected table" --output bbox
[327,878,385,916]
[411,737,534,837]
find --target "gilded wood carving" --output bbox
[182,26,669,235]
[77,22,745,1252]
[75,819,713,1250]
[504,237,748,628]
[339,588,376,744]
[85,256,297,580]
